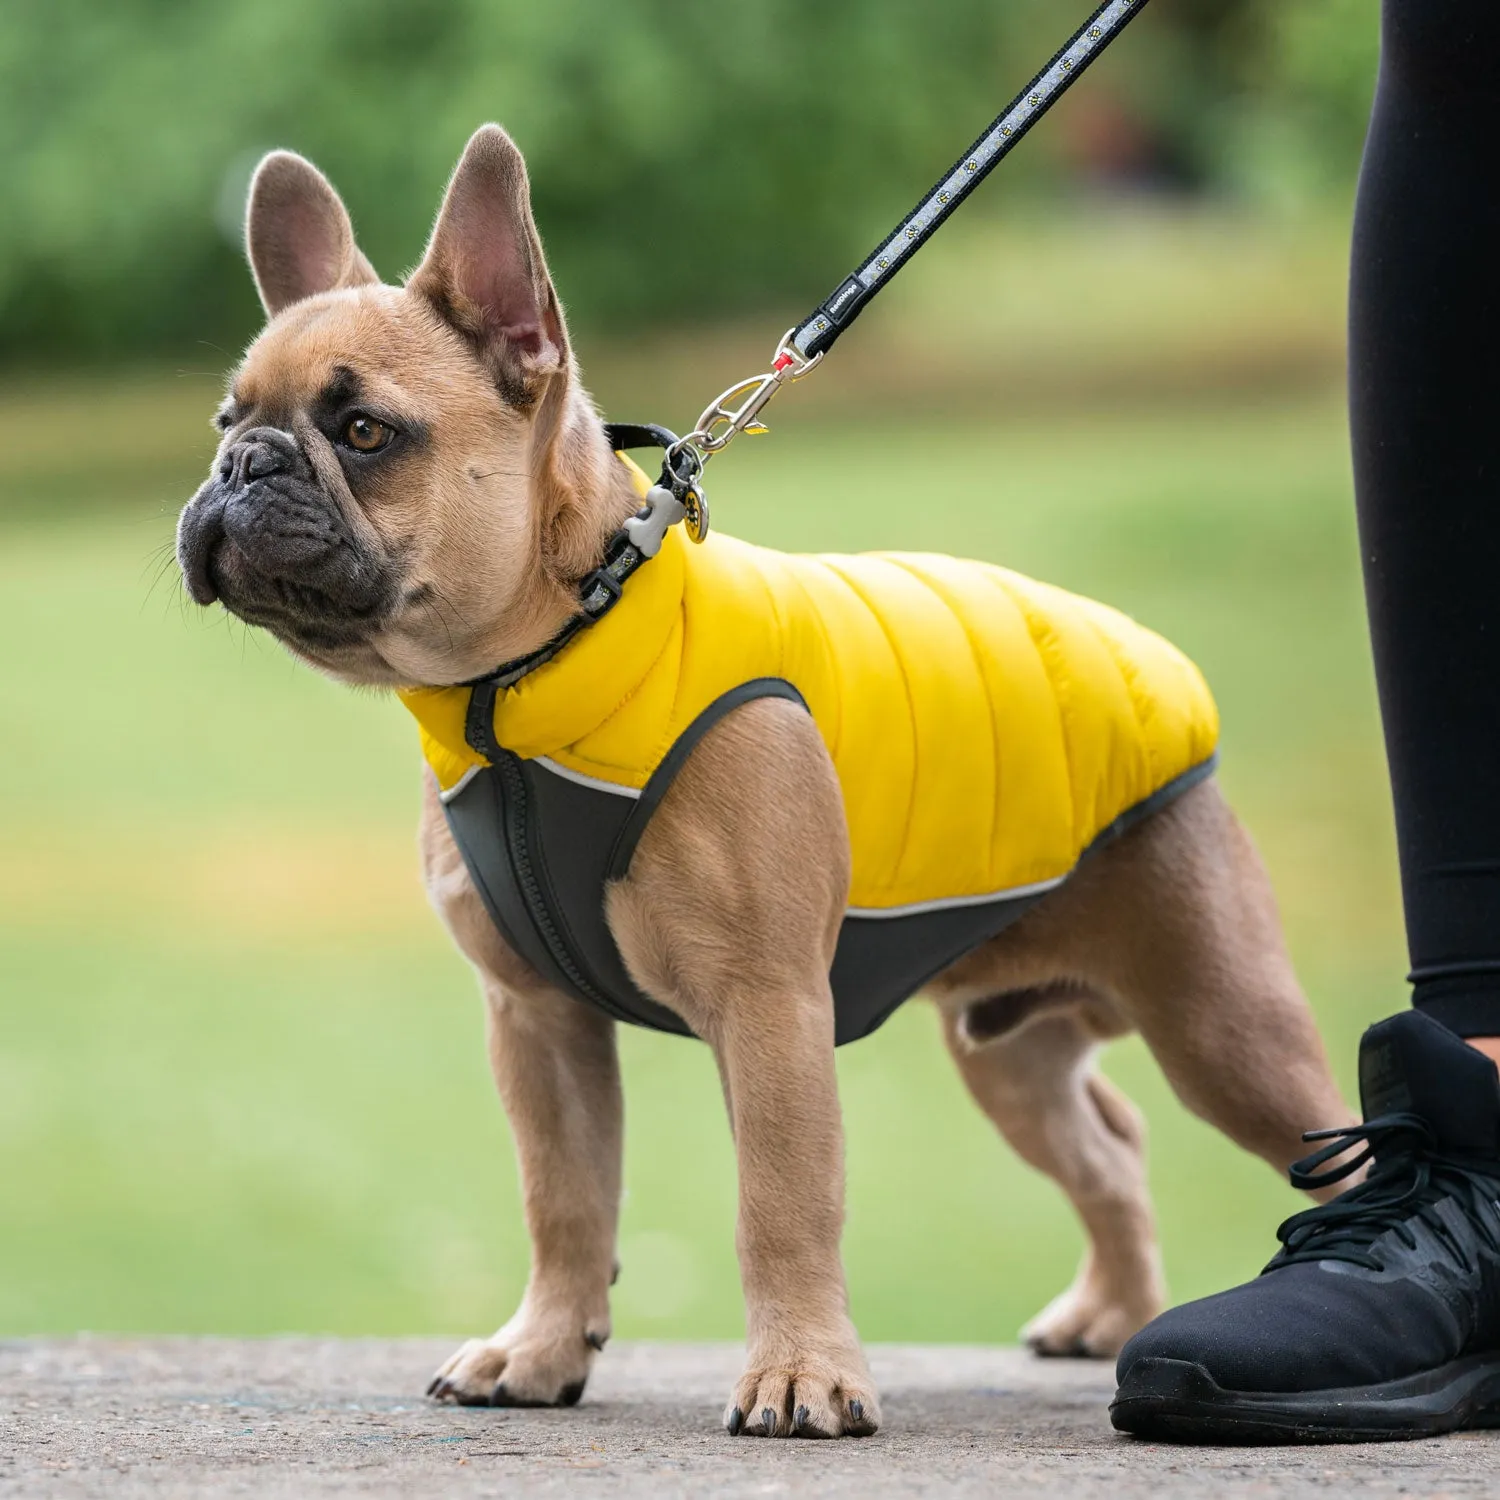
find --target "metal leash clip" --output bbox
[663,328,823,542]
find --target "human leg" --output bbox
[1111,0,1500,1441]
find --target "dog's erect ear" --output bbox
[408,125,566,397]
[245,151,379,318]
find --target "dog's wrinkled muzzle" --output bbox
[178,426,304,606]
[176,427,393,636]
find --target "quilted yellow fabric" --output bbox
[400,468,1219,912]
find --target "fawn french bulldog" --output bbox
[176,125,1351,1438]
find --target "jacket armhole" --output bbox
[606,677,809,883]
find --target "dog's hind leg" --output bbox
[1070,777,1357,1188]
[934,776,1355,1357]
[937,995,1166,1357]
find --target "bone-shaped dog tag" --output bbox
[623,484,687,557]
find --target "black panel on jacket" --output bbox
[441,678,1219,1047]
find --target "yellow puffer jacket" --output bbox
[400,499,1218,918]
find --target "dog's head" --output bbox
[176,126,628,687]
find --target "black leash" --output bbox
[462,0,1151,720]
[654,0,1154,484]
[789,0,1151,362]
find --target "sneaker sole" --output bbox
[1110,1354,1500,1444]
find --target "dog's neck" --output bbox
[539,369,642,582]
[466,369,641,680]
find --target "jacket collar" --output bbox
[397,512,686,774]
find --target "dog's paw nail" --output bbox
[761,1406,778,1436]
[558,1380,585,1407]
[426,1376,442,1397]
[794,1404,810,1431]
[584,1329,608,1352]
[490,1380,510,1407]
[848,1398,864,1422]
[726,1405,744,1436]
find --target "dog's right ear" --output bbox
[245,151,379,318]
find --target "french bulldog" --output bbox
[176,125,1352,1438]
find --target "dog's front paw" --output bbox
[723,1334,880,1439]
[1021,1262,1162,1358]
[427,1310,607,1408]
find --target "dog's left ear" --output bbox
[408,125,567,401]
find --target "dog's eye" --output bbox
[343,415,394,452]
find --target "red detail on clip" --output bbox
[773,352,795,373]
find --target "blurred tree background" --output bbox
[1,0,1375,365]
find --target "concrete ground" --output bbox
[3,1339,1496,1498]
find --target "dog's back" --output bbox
[403,515,1220,914]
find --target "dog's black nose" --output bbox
[220,426,299,491]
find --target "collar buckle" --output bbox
[578,564,624,619]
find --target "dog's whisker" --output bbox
[413,594,456,653]
[426,583,477,644]
[141,544,185,612]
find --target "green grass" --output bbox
[0,373,1404,1344]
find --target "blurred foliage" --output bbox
[1213,0,1382,206]
[0,0,1376,365]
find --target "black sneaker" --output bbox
[1110,1009,1500,1443]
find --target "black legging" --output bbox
[1351,0,1500,1036]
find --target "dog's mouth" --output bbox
[207,536,389,649]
